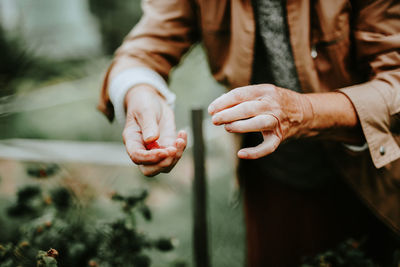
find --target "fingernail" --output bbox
[208,105,215,114]
[144,132,155,141]
[212,115,219,125]
[167,147,177,155]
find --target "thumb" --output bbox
[125,84,163,143]
[136,110,160,143]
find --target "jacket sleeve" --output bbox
[98,0,199,121]
[338,0,400,168]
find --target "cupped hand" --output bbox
[208,84,313,159]
[123,84,187,176]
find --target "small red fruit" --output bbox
[47,248,59,258]
[145,140,164,150]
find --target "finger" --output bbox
[212,101,266,125]
[153,133,186,168]
[174,133,187,158]
[208,86,263,115]
[176,130,188,149]
[137,147,176,166]
[224,115,277,133]
[134,107,160,142]
[157,107,178,147]
[123,120,169,164]
[139,132,187,176]
[157,131,187,169]
[128,147,170,165]
[139,156,176,176]
[237,132,281,159]
[177,129,187,140]
[139,164,162,177]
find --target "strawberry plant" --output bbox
[0,168,183,267]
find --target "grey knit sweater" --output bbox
[255,0,301,91]
[244,0,336,189]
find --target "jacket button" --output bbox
[379,146,386,155]
[311,46,318,59]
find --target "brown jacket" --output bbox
[99,0,400,234]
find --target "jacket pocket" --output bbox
[311,0,361,89]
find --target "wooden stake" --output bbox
[191,108,211,267]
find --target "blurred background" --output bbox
[0,0,245,266]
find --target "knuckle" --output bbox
[176,147,186,158]
[259,117,270,130]
[275,110,284,120]
[175,152,183,160]
[142,167,157,177]
[129,154,141,165]
[129,150,144,164]
[243,104,254,117]
[143,170,152,176]
[254,85,266,95]
[267,84,277,91]
[264,84,278,96]
[158,161,169,168]
[234,90,246,102]
[260,84,272,92]
[159,158,174,168]
[180,142,187,150]
[139,165,148,175]
[265,114,276,126]
[224,124,233,132]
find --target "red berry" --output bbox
[145,140,164,150]
[47,248,59,258]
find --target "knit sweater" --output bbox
[241,0,337,189]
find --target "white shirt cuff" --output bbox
[108,67,176,124]
[343,142,369,152]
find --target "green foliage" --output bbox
[88,0,142,54]
[300,238,398,267]
[7,185,44,218]
[0,177,180,266]
[0,25,87,99]
[26,164,60,179]
[36,250,58,267]
[0,26,32,98]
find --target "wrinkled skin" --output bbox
[208,84,314,159]
[123,83,358,176]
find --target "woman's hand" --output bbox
[123,84,187,176]
[208,84,314,159]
